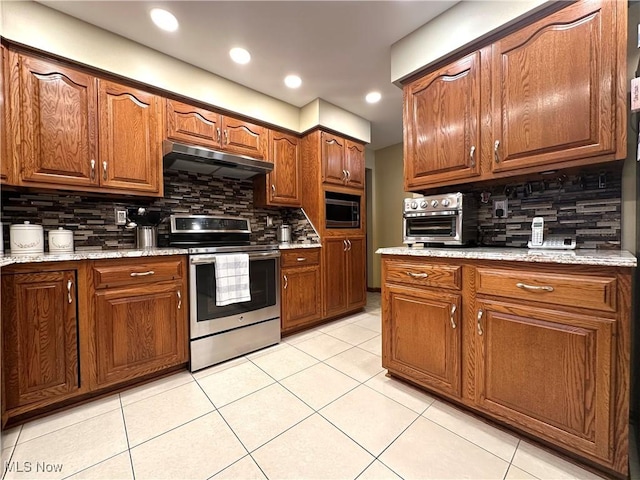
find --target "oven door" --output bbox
[189,251,280,339]
[403,211,462,244]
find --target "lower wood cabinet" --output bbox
[2,269,79,416]
[280,249,321,334]
[381,255,631,477]
[323,236,366,319]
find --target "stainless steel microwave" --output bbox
[325,192,360,229]
[403,192,476,246]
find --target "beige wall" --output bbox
[371,143,407,288]
[3,1,370,142]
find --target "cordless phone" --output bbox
[530,217,544,247]
[527,217,576,250]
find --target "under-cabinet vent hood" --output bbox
[162,140,273,180]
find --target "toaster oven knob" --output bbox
[410,201,418,209]
[441,198,450,207]
[431,200,439,208]
[420,201,428,209]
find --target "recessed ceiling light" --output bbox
[229,47,251,65]
[365,91,382,104]
[284,75,302,89]
[150,8,178,32]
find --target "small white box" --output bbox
[632,77,640,112]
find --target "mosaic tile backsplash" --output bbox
[1,170,319,251]
[474,168,622,249]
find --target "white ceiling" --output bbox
[39,1,459,150]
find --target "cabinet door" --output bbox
[321,132,345,185]
[166,99,222,149]
[383,285,461,398]
[347,236,367,309]
[491,0,619,172]
[94,281,187,387]
[323,237,348,317]
[475,299,613,461]
[221,117,268,159]
[1,46,14,184]
[15,53,98,187]
[281,265,322,332]
[269,131,301,206]
[2,271,79,410]
[98,80,162,194]
[404,52,480,190]
[345,140,365,189]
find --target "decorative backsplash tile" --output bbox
[1,170,319,251]
[474,168,621,249]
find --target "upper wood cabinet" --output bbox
[7,52,164,196]
[165,99,268,160]
[321,132,365,189]
[254,130,301,207]
[402,0,626,191]
[404,52,481,190]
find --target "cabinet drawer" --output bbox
[92,258,184,289]
[281,249,320,267]
[476,268,617,312]
[385,259,461,290]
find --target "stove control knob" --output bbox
[431,200,439,208]
[441,198,450,207]
[410,201,418,209]
[420,200,428,209]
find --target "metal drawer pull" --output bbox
[130,270,155,277]
[494,140,500,163]
[469,145,476,167]
[406,272,428,278]
[90,159,96,180]
[103,161,108,180]
[283,275,288,289]
[296,257,306,262]
[477,309,484,336]
[67,280,73,304]
[516,282,554,292]
[177,290,182,309]
[450,304,457,329]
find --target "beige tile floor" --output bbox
[1,293,635,479]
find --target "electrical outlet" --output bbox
[493,198,508,219]
[265,215,274,227]
[115,209,127,225]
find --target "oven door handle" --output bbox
[190,251,281,265]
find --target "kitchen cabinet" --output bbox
[280,249,321,334]
[320,132,365,189]
[380,254,631,477]
[165,99,268,160]
[404,52,481,190]
[254,130,301,207]
[2,269,80,415]
[323,236,366,318]
[7,51,164,196]
[402,0,626,191]
[90,257,188,388]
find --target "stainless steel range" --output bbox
[169,215,280,372]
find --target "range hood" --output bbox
[162,140,273,180]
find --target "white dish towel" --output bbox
[214,253,251,306]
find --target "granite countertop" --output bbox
[0,247,189,268]
[376,246,637,268]
[278,243,321,250]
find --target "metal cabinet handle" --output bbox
[346,170,351,181]
[343,240,348,252]
[177,290,182,310]
[130,270,155,277]
[450,304,457,329]
[216,128,221,143]
[102,161,108,180]
[67,279,73,304]
[406,272,428,278]
[516,282,554,292]
[271,184,276,192]
[90,159,96,180]
[224,130,229,145]
[470,145,476,167]
[342,169,347,181]
[477,309,484,336]
[494,140,500,163]
[283,275,288,289]
[296,257,306,262]
[347,239,352,250]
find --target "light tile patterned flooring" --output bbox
[0,293,632,479]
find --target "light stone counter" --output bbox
[376,246,636,268]
[0,247,189,268]
[278,243,321,249]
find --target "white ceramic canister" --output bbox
[10,221,44,254]
[48,227,74,253]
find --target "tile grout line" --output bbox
[1,425,20,480]
[119,394,136,480]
